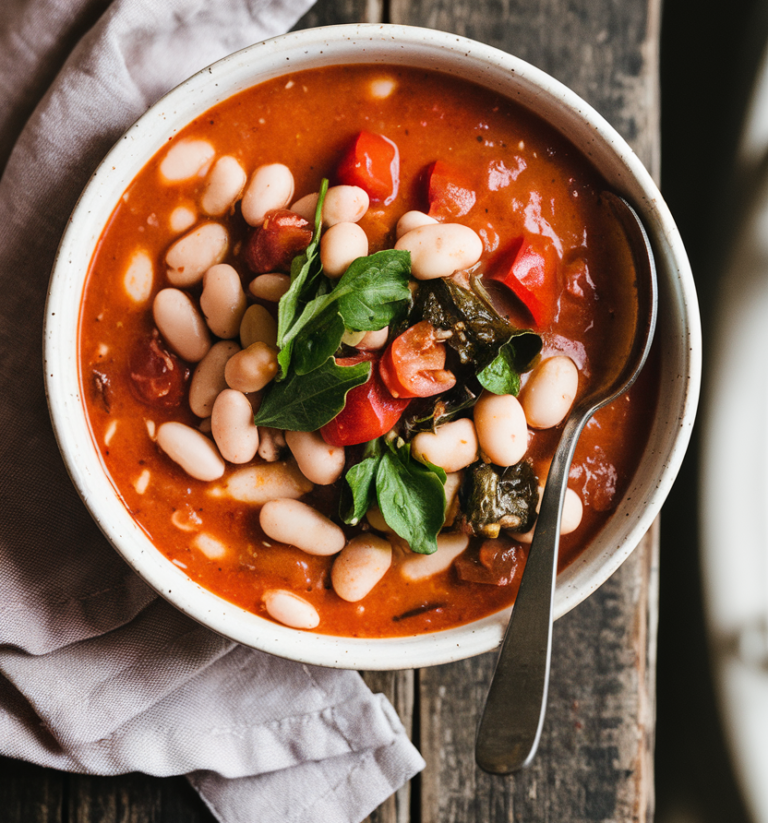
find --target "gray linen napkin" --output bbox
[0,1,425,820]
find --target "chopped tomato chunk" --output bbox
[320,353,410,447]
[379,320,456,399]
[129,329,189,408]
[487,234,560,327]
[336,131,400,205]
[425,160,476,219]
[243,209,312,274]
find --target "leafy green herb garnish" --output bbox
[275,179,329,380]
[376,440,447,555]
[255,356,371,431]
[477,332,542,395]
[340,438,383,525]
[341,437,446,555]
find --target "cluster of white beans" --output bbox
[133,137,585,631]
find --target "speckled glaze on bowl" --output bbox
[43,24,700,670]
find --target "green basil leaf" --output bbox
[334,249,412,330]
[292,306,345,376]
[275,179,329,379]
[340,439,384,525]
[255,356,370,430]
[283,249,411,348]
[376,441,446,555]
[478,344,522,395]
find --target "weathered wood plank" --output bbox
[0,756,64,823]
[293,0,381,30]
[67,773,212,823]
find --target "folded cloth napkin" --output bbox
[0,1,425,820]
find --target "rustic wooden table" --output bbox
[1,0,660,819]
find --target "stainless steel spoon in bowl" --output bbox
[475,192,658,775]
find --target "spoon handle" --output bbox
[475,410,587,774]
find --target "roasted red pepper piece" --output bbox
[320,353,410,447]
[243,208,312,274]
[379,320,456,399]
[487,234,560,327]
[337,131,400,204]
[129,328,189,408]
[425,160,476,219]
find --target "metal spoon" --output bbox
[475,192,658,775]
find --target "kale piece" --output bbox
[412,276,541,374]
[459,460,539,538]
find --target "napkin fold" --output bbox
[0,1,425,820]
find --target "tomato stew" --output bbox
[79,65,658,638]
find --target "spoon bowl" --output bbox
[475,192,658,774]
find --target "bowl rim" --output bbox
[44,22,701,670]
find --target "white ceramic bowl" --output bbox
[44,24,700,670]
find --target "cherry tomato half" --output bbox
[425,160,476,219]
[336,131,400,205]
[487,234,560,328]
[129,328,189,407]
[243,208,313,274]
[379,320,456,399]
[320,353,410,447]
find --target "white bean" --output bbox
[473,391,528,466]
[212,461,312,504]
[258,427,285,462]
[165,222,229,287]
[240,303,278,349]
[395,223,483,280]
[285,429,345,486]
[259,499,345,556]
[520,356,579,429]
[411,418,478,473]
[291,186,369,227]
[320,222,368,278]
[159,139,214,182]
[189,340,241,417]
[332,534,392,602]
[443,470,463,527]
[194,533,228,560]
[356,327,389,350]
[156,421,225,481]
[123,249,153,304]
[200,263,247,339]
[263,589,320,629]
[153,288,211,363]
[241,163,295,227]
[201,156,247,216]
[169,206,197,233]
[323,185,369,226]
[225,341,279,393]
[340,326,388,350]
[511,486,583,543]
[211,389,259,464]
[290,192,319,222]
[400,532,469,581]
[560,488,584,535]
[248,273,291,302]
[366,506,392,533]
[396,210,437,239]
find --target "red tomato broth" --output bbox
[78,64,658,638]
